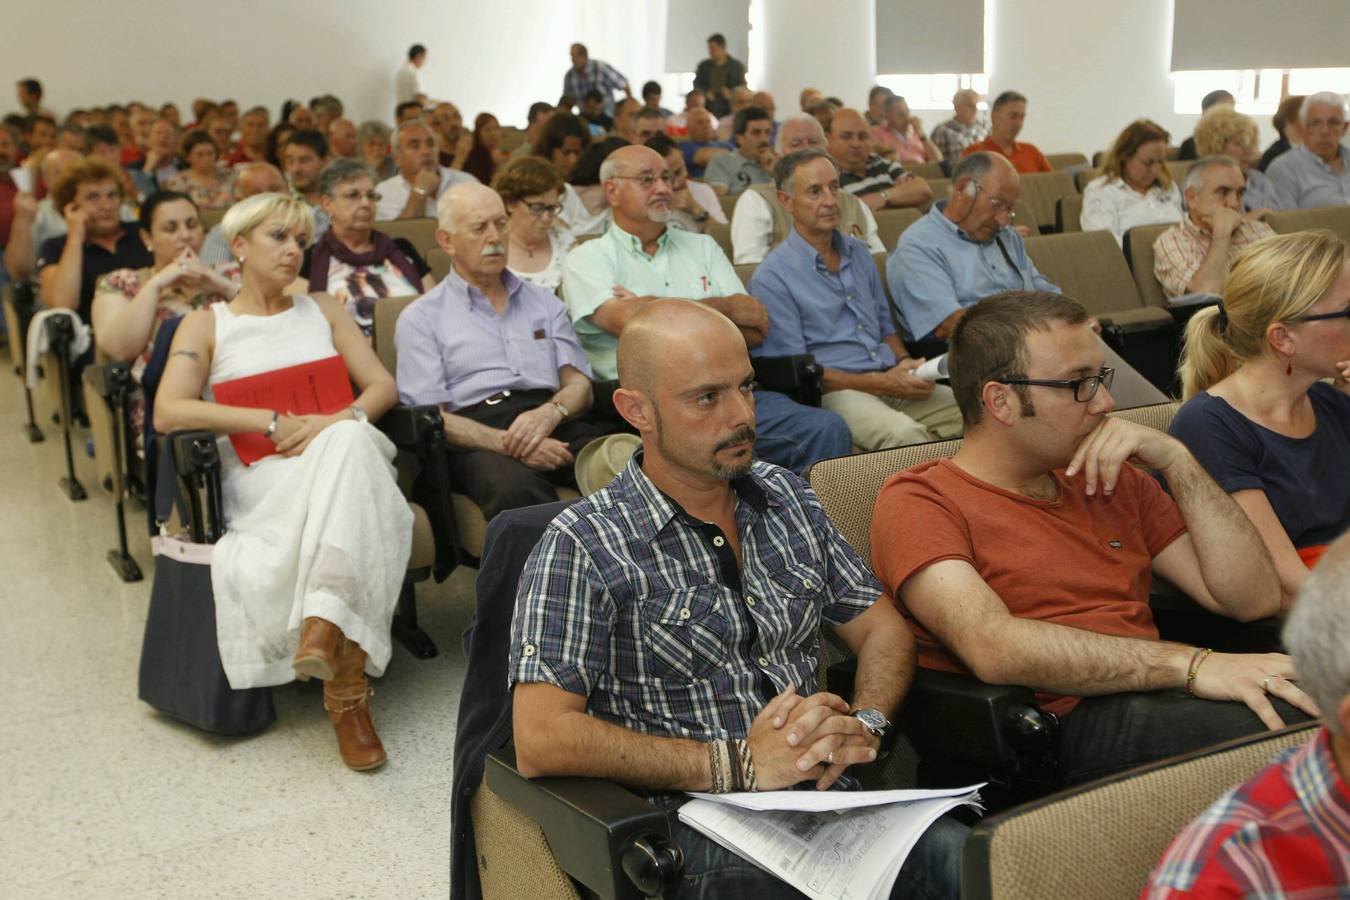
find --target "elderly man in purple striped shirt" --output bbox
[395,182,617,520]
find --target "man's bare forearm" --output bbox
[441,409,504,452]
[41,242,84,310]
[551,367,594,417]
[848,618,912,719]
[1185,234,1233,295]
[703,294,768,346]
[514,705,711,790]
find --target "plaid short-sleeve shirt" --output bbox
[509,453,881,741]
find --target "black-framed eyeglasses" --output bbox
[1291,308,1350,324]
[611,171,675,188]
[525,201,564,217]
[995,366,1115,402]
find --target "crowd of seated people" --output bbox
[4,56,1350,898]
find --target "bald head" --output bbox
[617,300,745,396]
[602,145,674,228]
[234,161,286,199]
[438,180,504,234]
[686,108,716,142]
[436,181,508,281]
[40,148,82,189]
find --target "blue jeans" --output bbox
[752,390,853,475]
[648,793,967,900]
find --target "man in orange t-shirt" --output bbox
[961,91,1052,174]
[871,290,1317,785]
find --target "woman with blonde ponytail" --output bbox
[1171,230,1350,602]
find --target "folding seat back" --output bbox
[1164,159,1195,187]
[1045,152,1088,170]
[704,220,733,260]
[498,126,526,153]
[1013,198,1038,234]
[925,177,951,212]
[1018,172,1077,234]
[374,217,439,260]
[717,192,737,222]
[874,207,923,251]
[1266,206,1350,243]
[907,161,945,180]
[1023,231,1171,331]
[1056,194,1084,233]
[198,207,227,231]
[1123,223,1178,310]
[426,247,452,283]
[1074,167,1102,192]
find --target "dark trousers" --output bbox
[1057,690,1314,785]
[447,390,616,521]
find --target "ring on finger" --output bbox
[1262,676,1273,693]
[825,751,834,766]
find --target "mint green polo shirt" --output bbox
[561,223,745,379]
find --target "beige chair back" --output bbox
[1124,223,1177,310]
[1013,198,1038,234]
[1266,206,1350,244]
[1019,172,1078,235]
[1057,194,1084,233]
[907,161,945,180]
[2,285,25,379]
[964,724,1318,900]
[427,248,452,283]
[199,207,227,231]
[375,217,439,260]
[1075,167,1102,192]
[1024,231,1170,328]
[718,193,738,222]
[371,295,420,377]
[1164,159,1195,187]
[499,126,527,153]
[1045,152,1088,170]
[874,208,924,251]
[705,221,733,260]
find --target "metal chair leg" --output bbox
[392,580,438,659]
[47,317,85,501]
[105,368,142,582]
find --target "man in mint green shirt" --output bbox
[563,145,852,473]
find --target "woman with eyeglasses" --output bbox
[1081,119,1182,246]
[491,156,575,293]
[300,158,435,336]
[1173,230,1350,600]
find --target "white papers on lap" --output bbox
[687,783,982,812]
[913,354,949,381]
[678,786,982,900]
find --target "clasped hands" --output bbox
[746,686,879,791]
[500,404,571,471]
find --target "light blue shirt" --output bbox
[748,228,897,372]
[887,202,1058,341]
[1267,145,1350,210]
[561,223,745,379]
[1242,168,1282,213]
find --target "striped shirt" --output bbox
[509,452,881,741]
[839,154,911,199]
[1144,727,1350,898]
[562,59,628,116]
[1152,216,1275,298]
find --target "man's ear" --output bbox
[434,227,452,254]
[981,380,1017,426]
[611,387,652,433]
[776,188,792,211]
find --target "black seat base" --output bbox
[107,548,143,583]
[59,474,87,501]
[392,578,438,659]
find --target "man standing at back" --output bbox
[396,45,426,105]
[562,145,853,473]
[693,33,747,119]
[962,91,1052,174]
[563,43,631,119]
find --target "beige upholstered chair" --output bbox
[875,207,924,251]
[1266,206,1350,243]
[1024,231,1173,329]
[426,247,452,283]
[374,217,439,260]
[1056,194,1083,233]
[907,161,946,180]
[1124,223,1179,310]
[1045,152,1088,170]
[1018,172,1077,236]
[704,220,733,260]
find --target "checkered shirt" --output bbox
[931,116,989,162]
[509,453,881,741]
[562,59,628,114]
[1152,216,1276,298]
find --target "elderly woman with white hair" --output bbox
[1267,91,1350,210]
[155,192,412,771]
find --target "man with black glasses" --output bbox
[870,291,1317,785]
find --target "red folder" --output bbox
[211,355,354,465]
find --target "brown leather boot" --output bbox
[292,617,340,682]
[324,638,386,771]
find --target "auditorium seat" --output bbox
[874,207,923,250]
[907,161,945,180]
[1056,194,1084,233]
[1164,159,1195,186]
[705,220,733,259]
[375,217,439,260]
[717,192,737,222]
[1023,231,1171,330]
[1013,197,1039,234]
[1019,172,1077,236]
[1075,167,1102,192]
[198,207,227,231]
[1045,152,1088,170]
[426,247,451,283]
[1123,223,1178,311]
[1266,205,1350,244]
[962,723,1318,900]
[498,126,526,153]
[2,282,44,443]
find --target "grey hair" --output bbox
[950,150,995,188]
[356,120,390,147]
[774,115,826,155]
[318,157,376,197]
[598,155,625,185]
[952,88,980,106]
[774,149,837,195]
[1284,540,1350,734]
[392,120,430,153]
[435,185,457,233]
[1182,154,1242,195]
[1300,91,1348,124]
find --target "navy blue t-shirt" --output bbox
[1170,382,1350,549]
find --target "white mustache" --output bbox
[483,243,506,256]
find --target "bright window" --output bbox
[875,74,990,111]
[1172,68,1350,116]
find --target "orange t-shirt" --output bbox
[961,137,1053,174]
[871,458,1187,716]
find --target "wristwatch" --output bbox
[851,707,895,758]
[551,401,570,420]
[350,405,368,424]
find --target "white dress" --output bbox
[205,295,413,689]
[508,227,575,294]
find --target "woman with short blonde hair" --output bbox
[1172,230,1350,601]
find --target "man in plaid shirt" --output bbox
[1145,536,1350,897]
[563,43,631,117]
[509,299,966,898]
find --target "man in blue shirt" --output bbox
[563,43,631,118]
[888,152,1056,344]
[1267,91,1350,210]
[750,151,962,449]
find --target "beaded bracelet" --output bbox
[1186,647,1213,696]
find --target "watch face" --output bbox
[854,708,888,734]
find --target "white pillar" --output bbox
[755,0,877,116]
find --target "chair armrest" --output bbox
[166,430,225,543]
[591,379,622,423]
[375,403,443,450]
[82,361,132,400]
[752,354,822,407]
[377,404,461,579]
[486,747,683,900]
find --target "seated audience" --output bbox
[1193,105,1281,212]
[889,153,1054,344]
[749,151,962,448]
[224,106,269,166]
[679,107,732,178]
[375,121,478,221]
[640,79,673,118]
[1257,94,1304,173]
[611,97,641,144]
[91,191,237,436]
[127,117,180,190]
[287,103,316,130]
[731,115,884,264]
[87,125,145,203]
[561,144,852,473]
[203,114,234,159]
[200,161,288,267]
[394,101,423,127]
[429,102,471,170]
[310,95,342,136]
[166,130,233,210]
[510,298,965,900]
[263,122,295,168]
[492,155,576,292]
[667,89,712,137]
[1081,119,1182,245]
[156,193,411,771]
[962,91,1052,174]
[1146,537,1350,898]
[530,110,589,182]
[645,133,725,233]
[714,86,753,140]
[562,136,626,238]
[396,182,614,521]
[694,32,747,118]
[703,105,775,196]
[37,158,152,323]
[1173,230,1350,599]
[1153,155,1275,298]
[302,159,435,335]
[3,148,85,282]
[563,43,630,118]
[509,102,558,162]
[634,106,667,142]
[799,87,825,112]
[871,95,941,165]
[1177,89,1234,160]
[281,128,329,208]
[327,118,358,159]
[865,84,893,127]
[462,113,507,185]
[827,108,932,211]
[158,102,181,130]
[357,120,397,182]
[578,89,613,135]
[931,89,990,163]
[873,290,1316,785]
[1267,91,1350,209]
[54,123,87,154]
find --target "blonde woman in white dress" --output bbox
[155,192,412,771]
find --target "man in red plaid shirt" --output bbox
[1144,535,1350,897]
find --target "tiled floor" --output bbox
[1,366,474,898]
